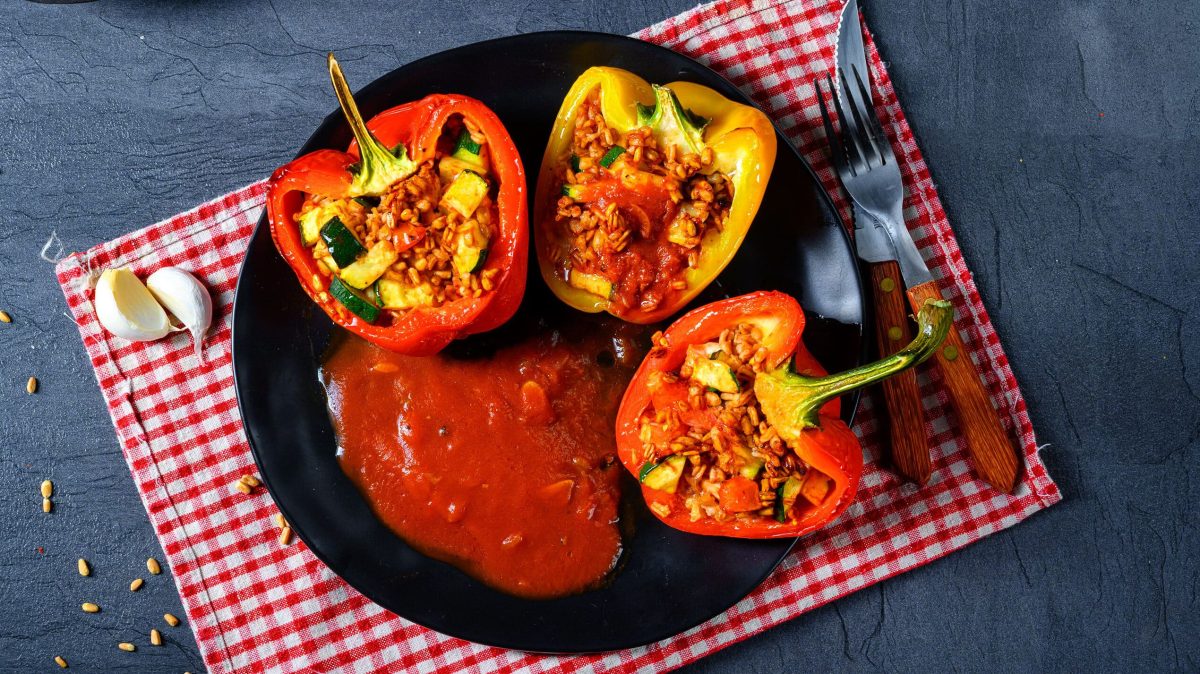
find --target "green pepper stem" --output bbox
[755,299,954,432]
[327,53,415,196]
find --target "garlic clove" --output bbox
[94,269,172,342]
[146,267,213,362]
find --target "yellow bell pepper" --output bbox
[533,66,777,324]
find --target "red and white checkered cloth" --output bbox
[55,1,1060,671]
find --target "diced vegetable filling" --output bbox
[636,322,832,524]
[554,90,734,315]
[294,116,500,322]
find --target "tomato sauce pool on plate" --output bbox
[321,318,646,599]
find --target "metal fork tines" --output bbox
[814,66,899,208]
[814,66,931,286]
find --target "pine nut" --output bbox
[118,642,135,652]
[130,578,144,592]
[164,612,180,627]
[150,628,162,646]
[273,513,287,529]
[279,526,293,546]
[41,480,53,498]
[26,377,38,394]
[0,310,11,323]
[234,481,252,495]
[42,498,52,513]
[54,655,67,668]
[146,557,161,575]
[77,559,90,577]
[239,474,261,488]
[81,603,100,613]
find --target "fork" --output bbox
[814,69,933,484]
[815,67,1021,493]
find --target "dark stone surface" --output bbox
[0,1,1195,672]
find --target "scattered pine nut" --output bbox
[77,559,90,577]
[118,642,135,652]
[146,557,161,575]
[27,376,38,394]
[41,480,53,498]
[164,612,180,627]
[0,310,11,323]
[239,474,261,488]
[54,655,67,668]
[234,480,252,495]
[130,578,144,592]
[42,498,52,513]
[81,602,100,613]
[150,628,162,646]
[279,527,293,546]
[273,513,287,529]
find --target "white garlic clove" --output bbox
[94,269,173,342]
[146,267,213,362]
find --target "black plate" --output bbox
[232,31,864,653]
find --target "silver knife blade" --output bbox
[835,0,934,287]
[835,0,898,266]
[835,0,868,105]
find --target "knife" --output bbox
[834,0,932,484]
[835,0,1020,492]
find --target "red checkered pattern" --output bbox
[55,1,1059,672]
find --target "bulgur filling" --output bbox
[637,322,834,524]
[295,115,500,320]
[554,90,734,314]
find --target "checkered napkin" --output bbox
[55,1,1060,671]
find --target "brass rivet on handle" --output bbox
[887,326,903,341]
[77,559,90,577]
[879,277,895,293]
[943,345,959,361]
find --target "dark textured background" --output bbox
[1,1,1196,672]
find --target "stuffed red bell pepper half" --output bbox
[266,54,527,355]
[616,291,952,539]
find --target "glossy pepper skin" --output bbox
[533,67,777,324]
[616,291,952,539]
[267,56,527,355]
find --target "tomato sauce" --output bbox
[572,175,689,314]
[321,318,646,598]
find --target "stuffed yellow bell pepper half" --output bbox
[533,67,777,324]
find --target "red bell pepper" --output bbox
[616,291,952,539]
[266,54,527,355]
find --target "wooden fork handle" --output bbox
[869,262,931,484]
[906,281,1021,492]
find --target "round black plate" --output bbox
[232,31,864,653]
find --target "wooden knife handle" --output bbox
[869,262,931,484]
[906,280,1020,492]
